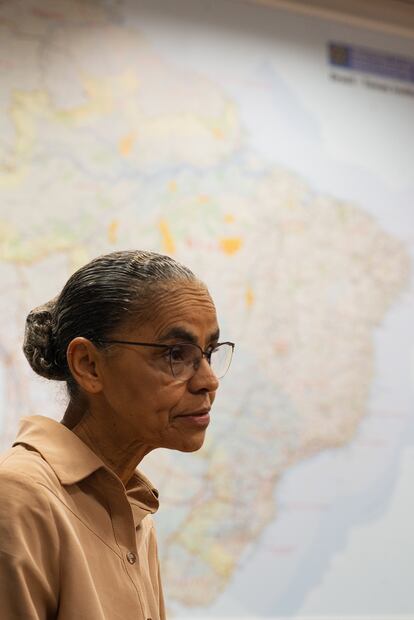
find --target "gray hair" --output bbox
[23,250,198,395]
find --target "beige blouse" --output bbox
[0,415,166,620]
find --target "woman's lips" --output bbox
[175,410,210,427]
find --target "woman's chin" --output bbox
[172,432,207,453]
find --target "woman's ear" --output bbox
[66,337,104,394]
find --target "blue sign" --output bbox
[328,42,414,84]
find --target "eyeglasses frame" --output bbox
[94,339,235,379]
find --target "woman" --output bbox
[0,250,234,620]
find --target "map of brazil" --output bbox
[0,0,413,616]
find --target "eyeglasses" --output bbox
[96,339,235,381]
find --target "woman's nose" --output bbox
[188,357,219,393]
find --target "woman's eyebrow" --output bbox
[158,327,220,345]
[209,329,220,342]
[158,327,198,344]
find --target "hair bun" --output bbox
[23,298,66,381]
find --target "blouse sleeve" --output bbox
[0,469,59,619]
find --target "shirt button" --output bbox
[126,551,137,564]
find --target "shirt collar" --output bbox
[13,415,105,484]
[127,473,160,526]
[12,416,159,509]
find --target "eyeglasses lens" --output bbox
[210,344,233,379]
[169,344,199,380]
[170,343,233,380]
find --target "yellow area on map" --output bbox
[224,213,235,223]
[1,71,141,189]
[205,545,234,578]
[168,180,178,192]
[175,504,235,577]
[285,196,298,210]
[0,91,49,187]
[1,233,73,264]
[108,219,119,244]
[0,220,15,259]
[11,90,48,157]
[56,77,113,124]
[197,194,210,204]
[212,126,224,140]
[159,219,176,254]
[69,246,90,272]
[67,71,137,124]
[118,132,136,156]
[204,103,238,142]
[219,237,243,255]
[246,286,254,307]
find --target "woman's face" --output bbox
[96,282,220,453]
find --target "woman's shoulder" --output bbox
[0,445,61,564]
[0,444,60,501]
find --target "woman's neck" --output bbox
[61,400,151,485]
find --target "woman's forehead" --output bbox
[154,282,215,312]
[127,282,219,341]
[151,284,218,336]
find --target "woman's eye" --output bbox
[170,346,185,362]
